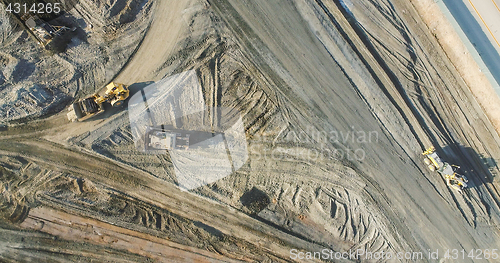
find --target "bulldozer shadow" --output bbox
[440,145,498,189]
[127,81,155,97]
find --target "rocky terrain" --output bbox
[0,0,153,122]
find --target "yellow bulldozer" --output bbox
[422,146,468,193]
[67,82,129,122]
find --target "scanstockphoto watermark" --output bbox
[250,144,368,161]
[290,248,425,261]
[249,126,379,162]
[286,126,379,145]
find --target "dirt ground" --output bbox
[1,0,500,262]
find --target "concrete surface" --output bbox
[440,0,500,96]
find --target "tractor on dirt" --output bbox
[422,146,468,193]
[67,82,129,122]
[144,126,191,151]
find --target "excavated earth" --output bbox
[1,0,500,262]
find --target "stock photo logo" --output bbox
[250,125,379,162]
[128,70,248,191]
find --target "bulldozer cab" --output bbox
[446,173,468,192]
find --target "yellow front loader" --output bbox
[67,82,129,122]
[422,146,468,193]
